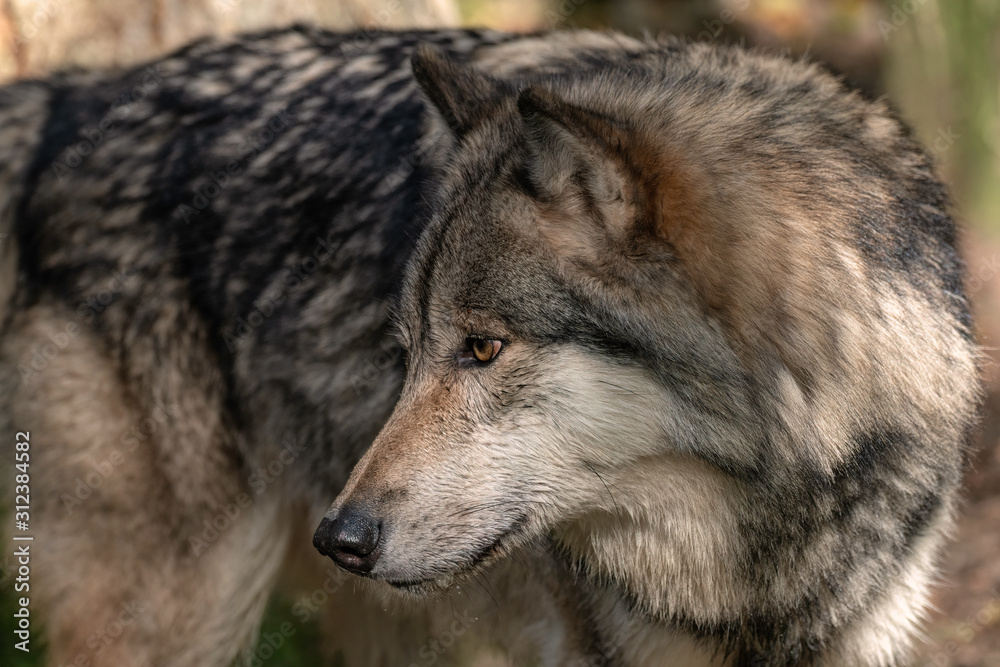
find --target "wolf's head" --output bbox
[313,39,977,656]
[314,42,741,592]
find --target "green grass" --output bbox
[240,597,335,667]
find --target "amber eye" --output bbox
[468,338,502,364]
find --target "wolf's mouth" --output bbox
[381,516,528,594]
[382,577,435,592]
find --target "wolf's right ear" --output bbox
[411,45,506,139]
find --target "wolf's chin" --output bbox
[374,571,473,599]
[380,577,440,596]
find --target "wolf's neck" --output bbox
[555,454,749,626]
[554,453,953,667]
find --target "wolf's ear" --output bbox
[517,87,641,260]
[412,45,506,138]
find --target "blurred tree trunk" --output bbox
[0,0,459,83]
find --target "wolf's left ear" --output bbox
[412,45,507,139]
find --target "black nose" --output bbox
[313,505,381,574]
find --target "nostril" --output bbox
[312,515,338,557]
[313,505,382,574]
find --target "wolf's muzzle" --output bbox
[313,505,381,574]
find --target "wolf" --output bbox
[313,34,982,667]
[0,24,980,667]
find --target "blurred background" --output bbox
[0,1,997,665]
